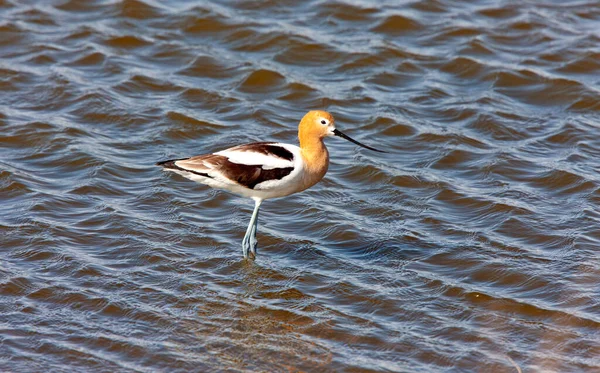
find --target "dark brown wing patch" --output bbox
[231,142,294,162]
[217,156,293,189]
[167,154,293,189]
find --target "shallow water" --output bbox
[1,0,600,372]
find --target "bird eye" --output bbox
[320,120,327,125]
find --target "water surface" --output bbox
[1,0,600,372]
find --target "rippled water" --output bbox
[2,0,600,371]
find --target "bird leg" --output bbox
[249,209,259,257]
[241,198,262,259]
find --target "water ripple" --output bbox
[2,0,600,371]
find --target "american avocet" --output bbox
[157,110,386,259]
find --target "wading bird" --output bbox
[157,110,386,259]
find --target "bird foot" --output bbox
[249,237,258,259]
[241,238,258,260]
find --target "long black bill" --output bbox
[333,129,388,153]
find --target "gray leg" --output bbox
[249,205,260,257]
[241,198,262,259]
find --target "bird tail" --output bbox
[156,158,189,168]
[156,158,213,179]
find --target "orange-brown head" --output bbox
[298,110,336,149]
[298,110,388,153]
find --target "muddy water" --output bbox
[1,1,600,372]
